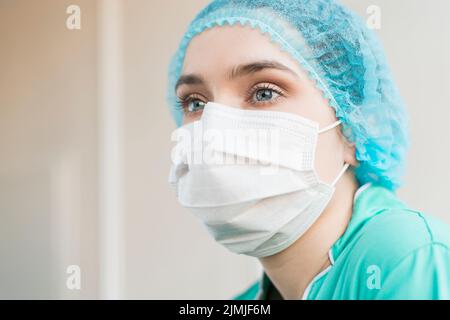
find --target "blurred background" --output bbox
[0,0,449,299]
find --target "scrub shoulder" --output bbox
[333,207,450,299]
[350,208,450,264]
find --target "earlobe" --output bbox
[343,139,358,167]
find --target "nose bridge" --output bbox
[209,84,243,110]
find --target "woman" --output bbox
[166,0,450,299]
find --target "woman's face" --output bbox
[175,24,356,184]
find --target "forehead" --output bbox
[181,24,303,76]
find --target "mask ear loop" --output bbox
[331,163,351,187]
[317,119,350,186]
[318,120,342,134]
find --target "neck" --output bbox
[258,171,359,299]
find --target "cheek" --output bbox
[182,112,203,125]
[275,95,345,184]
[275,88,336,127]
[313,132,345,184]
[279,83,344,183]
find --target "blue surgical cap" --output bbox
[166,0,409,190]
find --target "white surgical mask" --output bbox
[168,102,349,258]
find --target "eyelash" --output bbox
[175,93,204,115]
[175,83,286,115]
[245,83,285,105]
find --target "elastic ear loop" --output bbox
[317,120,350,186]
[318,120,342,134]
[331,163,351,187]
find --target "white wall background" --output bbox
[0,0,99,298]
[0,0,449,299]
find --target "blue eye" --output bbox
[249,84,284,105]
[255,89,276,102]
[176,95,207,114]
[187,99,206,113]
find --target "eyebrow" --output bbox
[174,60,300,92]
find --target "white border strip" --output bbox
[98,0,124,299]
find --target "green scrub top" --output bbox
[233,183,450,300]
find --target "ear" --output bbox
[342,137,358,167]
